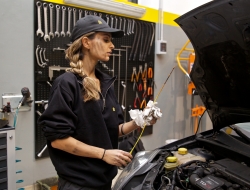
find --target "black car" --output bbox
[113,0,250,189]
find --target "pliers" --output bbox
[148,64,153,79]
[136,65,143,82]
[140,97,147,109]
[131,67,138,82]
[134,91,141,108]
[142,63,147,79]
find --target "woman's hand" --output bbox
[102,149,133,167]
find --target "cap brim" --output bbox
[96,28,124,38]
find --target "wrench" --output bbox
[123,18,126,36]
[79,9,82,20]
[114,16,118,29]
[49,3,54,39]
[110,15,114,28]
[84,10,88,17]
[36,1,44,37]
[43,3,50,41]
[119,17,122,30]
[61,6,66,37]
[55,5,60,37]
[73,8,77,26]
[131,19,135,34]
[106,14,109,26]
[66,7,72,37]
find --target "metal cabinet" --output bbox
[0,127,15,190]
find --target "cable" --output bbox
[13,108,20,128]
[130,66,176,155]
[194,109,207,136]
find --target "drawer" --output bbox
[0,167,7,179]
[0,157,7,168]
[0,178,7,189]
[0,145,7,157]
[0,134,6,146]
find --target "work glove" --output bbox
[129,100,162,128]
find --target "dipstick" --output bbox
[130,66,176,155]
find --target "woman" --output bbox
[38,15,159,189]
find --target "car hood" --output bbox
[175,0,250,131]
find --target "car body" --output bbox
[113,0,250,189]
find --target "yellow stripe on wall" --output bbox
[42,0,180,26]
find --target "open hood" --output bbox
[175,0,250,131]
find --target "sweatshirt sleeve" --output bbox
[38,81,78,142]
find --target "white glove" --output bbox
[129,100,162,128]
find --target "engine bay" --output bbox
[153,132,250,190]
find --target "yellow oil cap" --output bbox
[178,148,188,155]
[167,156,177,163]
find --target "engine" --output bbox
[156,149,250,190]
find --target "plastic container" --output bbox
[37,176,58,190]
[164,156,179,171]
[173,148,206,165]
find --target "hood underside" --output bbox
[175,0,250,130]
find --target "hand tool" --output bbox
[143,23,152,61]
[61,6,66,37]
[133,91,141,108]
[114,48,126,103]
[129,21,138,61]
[123,18,126,36]
[49,65,70,81]
[79,9,82,19]
[106,14,109,26]
[142,63,147,79]
[110,53,121,77]
[121,81,126,110]
[55,5,60,37]
[139,22,146,61]
[147,79,153,96]
[36,1,44,37]
[138,80,143,92]
[131,67,137,82]
[42,48,49,62]
[84,10,88,17]
[140,97,147,109]
[110,15,114,28]
[35,46,46,68]
[121,45,132,119]
[133,22,142,61]
[136,65,143,82]
[66,7,72,37]
[49,3,54,39]
[119,17,122,30]
[39,48,48,66]
[115,16,118,29]
[53,47,66,51]
[140,23,150,61]
[73,8,77,26]
[127,19,131,35]
[131,19,135,34]
[130,66,176,155]
[148,23,155,55]
[43,3,50,41]
[133,79,138,91]
[147,63,153,79]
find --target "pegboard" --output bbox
[34,0,155,159]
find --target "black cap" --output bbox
[71,15,124,42]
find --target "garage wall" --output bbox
[0,0,212,188]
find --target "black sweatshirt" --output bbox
[38,69,124,188]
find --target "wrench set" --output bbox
[34,0,156,158]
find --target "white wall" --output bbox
[138,0,212,15]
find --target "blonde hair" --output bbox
[65,32,100,102]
